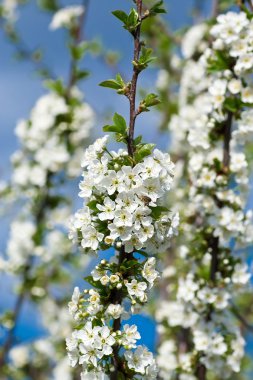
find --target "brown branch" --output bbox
[211,0,219,18]
[67,0,90,98]
[223,111,233,169]
[128,0,143,156]
[110,245,126,380]
[110,3,144,377]
[196,364,207,380]
[248,0,253,12]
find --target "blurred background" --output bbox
[2,0,252,376]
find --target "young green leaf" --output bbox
[45,79,65,96]
[112,10,128,23]
[99,79,122,90]
[134,47,156,71]
[139,93,161,112]
[113,113,127,133]
[134,143,155,162]
[150,0,166,15]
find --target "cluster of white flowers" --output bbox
[66,134,178,378]
[157,11,253,379]
[1,90,93,272]
[69,136,178,255]
[50,5,84,30]
[12,91,93,191]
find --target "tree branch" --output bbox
[211,0,219,18]
[128,0,143,156]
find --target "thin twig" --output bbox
[128,0,143,156]
[211,0,219,18]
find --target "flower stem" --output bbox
[128,0,143,156]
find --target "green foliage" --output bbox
[103,113,127,134]
[69,42,88,61]
[133,47,156,71]
[223,97,241,113]
[207,51,232,73]
[112,8,140,33]
[149,0,166,15]
[37,0,59,12]
[139,93,161,112]
[44,78,65,96]
[99,74,129,95]
[134,143,155,162]
[100,74,124,90]
[150,206,169,219]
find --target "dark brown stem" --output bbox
[196,364,207,380]
[210,236,219,282]
[110,3,143,378]
[128,0,143,156]
[248,0,253,12]
[211,0,219,17]
[223,111,233,169]
[110,246,126,380]
[67,0,89,97]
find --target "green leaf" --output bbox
[139,93,161,112]
[113,113,127,133]
[150,206,169,219]
[150,0,166,15]
[103,124,121,133]
[134,143,155,162]
[115,73,125,87]
[127,8,139,30]
[144,93,161,107]
[240,5,253,20]
[134,47,156,71]
[38,0,58,12]
[84,276,104,289]
[113,8,140,33]
[87,200,99,211]
[99,79,122,90]
[112,10,128,23]
[223,97,240,113]
[69,44,86,61]
[44,79,65,96]
[103,113,127,135]
[75,69,90,81]
[134,135,143,145]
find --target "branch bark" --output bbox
[211,0,219,18]
[128,0,143,156]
